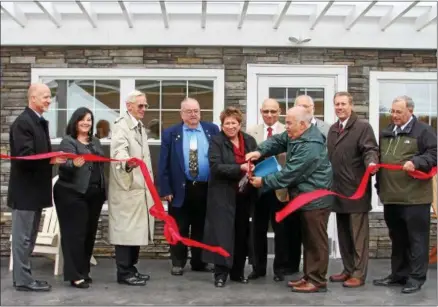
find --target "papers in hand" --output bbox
[238,156,282,191]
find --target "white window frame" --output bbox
[369,71,437,212]
[31,68,225,145]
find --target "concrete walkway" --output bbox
[1,258,436,306]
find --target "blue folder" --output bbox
[253,156,282,177]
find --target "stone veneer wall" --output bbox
[0,47,436,259]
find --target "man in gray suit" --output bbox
[294,95,330,138]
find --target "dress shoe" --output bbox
[287,278,307,288]
[135,272,150,281]
[273,274,285,282]
[13,280,48,287]
[117,276,147,286]
[373,276,406,287]
[214,279,225,287]
[343,277,364,288]
[85,277,93,284]
[291,281,327,293]
[230,276,249,284]
[401,282,421,294]
[15,280,52,292]
[329,273,349,282]
[171,266,183,276]
[70,280,89,289]
[247,271,265,280]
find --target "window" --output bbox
[369,71,437,211]
[33,68,225,193]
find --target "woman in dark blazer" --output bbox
[53,107,106,289]
[202,107,258,288]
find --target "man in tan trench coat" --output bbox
[108,90,155,286]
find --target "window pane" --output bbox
[269,87,287,113]
[136,80,160,109]
[67,80,94,109]
[142,110,160,140]
[189,81,213,110]
[201,111,213,123]
[95,80,120,110]
[94,109,120,139]
[162,111,182,130]
[162,80,186,109]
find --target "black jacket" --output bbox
[56,135,106,195]
[377,115,437,205]
[7,107,53,211]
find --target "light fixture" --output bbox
[288,36,312,44]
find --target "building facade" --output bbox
[1,1,437,259]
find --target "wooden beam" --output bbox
[34,0,61,28]
[380,1,419,31]
[237,0,249,29]
[159,0,169,29]
[201,0,207,29]
[344,1,377,30]
[75,1,97,28]
[415,3,437,31]
[118,0,133,28]
[273,1,292,30]
[0,2,27,28]
[309,1,334,30]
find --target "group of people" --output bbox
[7,82,436,296]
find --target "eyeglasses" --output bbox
[389,109,403,115]
[182,109,200,115]
[262,109,279,114]
[137,103,149,109]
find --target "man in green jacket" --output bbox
[373,95,437,294]
[246,106,333,293]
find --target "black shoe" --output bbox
[230,276,249,284]
[135,272,150,281]
[171,266,183,276]
[373,276,406,287]
[214,279,226,287]
[70,280,89,289]
[401,282,421,294]
[248,271,265,280]
[15,281,52,292]
[85,277,93,284]
[14,279,49,287]
[273,274,285,282]
[117,276,147,286]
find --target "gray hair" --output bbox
[180,97,200,110]
[294,95,314,106]
[287,106,312,125]
[126,90,145,103]
[393,95,415,110]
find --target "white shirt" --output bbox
[393,116,413,134]
[263,121,279,141]
[31,108,42,118]
[311,117,317,125]
[339,117,349,130]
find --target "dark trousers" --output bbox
[11,209,42,286]
[384,204,430,286]
[115,245,141,279]
[301,207,330,286]
[251,190,301,275]
[54,183,104,281]
[336,212,369,280]
[168,181,208,269]
[214,193,250,281]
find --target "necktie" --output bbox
[137,122,143,136]
[267,127,273,139]
[189,134,198,178]
[339,122,344,135]
[395,126,402,136]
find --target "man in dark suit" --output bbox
[158,97,220,276]
[8,83,66,292]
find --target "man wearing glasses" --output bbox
[246,98,301,282]
[108,90,155,286]
[158,97,220,276]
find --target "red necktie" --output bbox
[267,127,273,138]
[339,122,344,134]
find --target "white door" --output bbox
[257,76,340,259]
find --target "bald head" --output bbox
[180,97,201,128]
[294,95,315,116]
[260,98,281,126]
[27,83,52,115]
[285,106,312,139]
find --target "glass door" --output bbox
[257,76,340,259]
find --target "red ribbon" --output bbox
[0,152,230,257]
[275,163,437,223]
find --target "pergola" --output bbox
[1,0,436,49]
